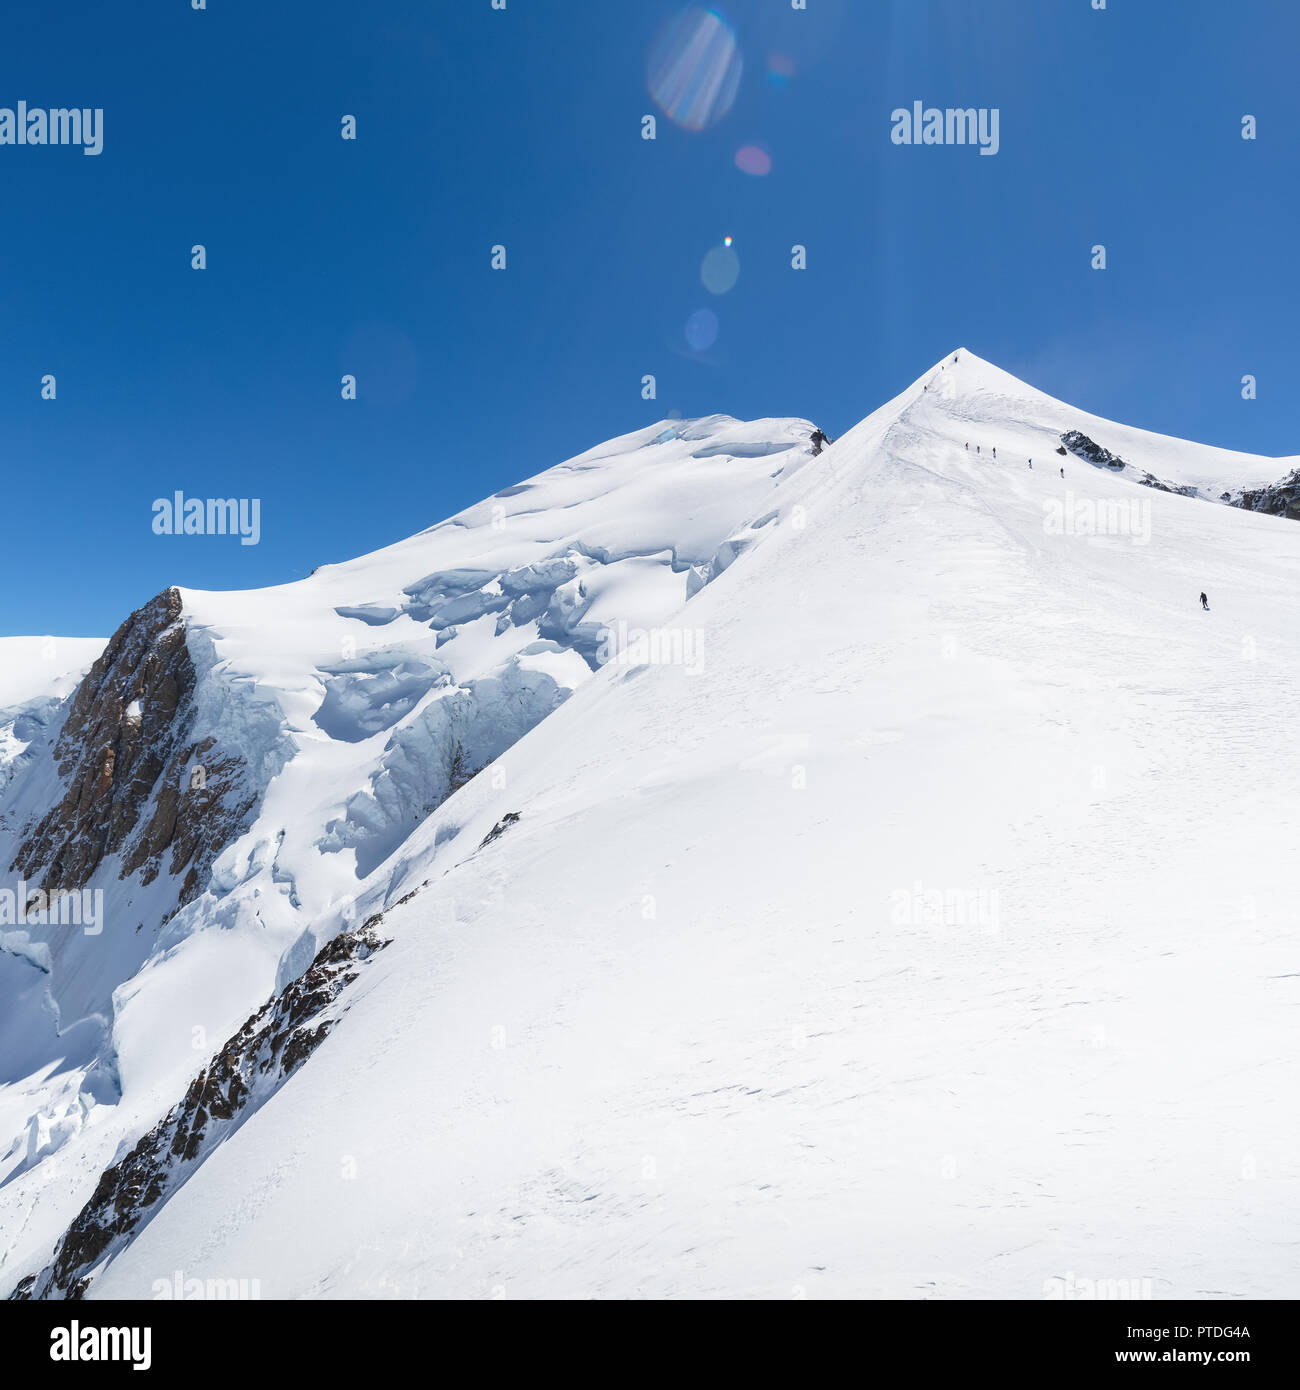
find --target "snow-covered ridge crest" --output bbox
[0,410,823,1295]
[6,353,1300,1299]
[903,348,1297,498]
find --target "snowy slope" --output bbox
[15,349,1295,1300]
[0,413,820,1296]
[919,352,1292,498]
[0,638,106,713]
[0,638,108,1243]
[0,638,105,795]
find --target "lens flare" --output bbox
[734,145,771,176]
[723,235,733,247]
[648,6,743,132]
[685,308,719,352]
[701,245,740,295]
[767,53,795,86]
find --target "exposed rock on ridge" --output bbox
[9,918,392,1300]
[10,588,254,906]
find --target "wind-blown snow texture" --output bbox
[3,353,1298,1300]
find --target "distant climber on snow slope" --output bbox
[1200,592,1210,611]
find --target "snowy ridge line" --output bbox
[0,409,823,1298]
[8,911,396,1301]
[8,350,1300,1299]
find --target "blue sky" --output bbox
[3,0,1298,636]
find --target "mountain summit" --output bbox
[4,353,1299,1300]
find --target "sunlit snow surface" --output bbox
[4,353,1300,1300]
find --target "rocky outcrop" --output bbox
[1062,431,1197,498]
[479,811,520,849]
[1137,475,1197,498]
[1061,430,1128,470]
[1062,430,1300,516]
[1233,467,1300,521]
[9,918,391,1301]
[9,589,254,907]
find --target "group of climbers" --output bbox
[966,446,1064,480]
[962,439,1211,612]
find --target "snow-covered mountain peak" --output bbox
[866,347,1296,500]
[6,356,1300,1301]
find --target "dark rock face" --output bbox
[1137,475,1198,498]
[1060,430,1128,470]
[479,812,521,849]
[10,588,254,908]
[1061,431,1197,498]
[10,920,391,1301]
[1062,430,1300,521]
[1235,468,1300,521]
[10,589,190,888]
